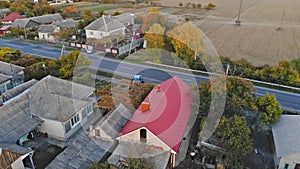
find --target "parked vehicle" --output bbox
[86,46,94,54]
[131,75,144,83]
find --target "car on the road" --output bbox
[131,74,144,83]
[86,47,94,54]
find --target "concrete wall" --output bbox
[278,151,300,169]
[39,118,65,141]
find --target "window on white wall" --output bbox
[90,32,94,35]
[70,114,80,128]
[87,104,93,115]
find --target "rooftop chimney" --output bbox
[141,102,150,112]
[156,85,160,92]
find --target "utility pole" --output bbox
[236,0,243,26]
[60,41,65,57]
[24,26,27,40]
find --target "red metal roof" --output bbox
[118,76,193,153]
[1,12,25,23]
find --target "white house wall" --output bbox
[86,27,125,40]
[117,127,175,154]
[278,151,300,169]
[38,118,65,141]
[10,157,25,169]
[65,106,92,139]
[38,32,55,43]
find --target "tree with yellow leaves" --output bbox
[167,22,204,66]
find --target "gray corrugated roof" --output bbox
[0,143,32,155]
[1,79,37,102]
[0,93,40,143]
[54,19,78,29]
[97,104,132,139]
[12,13,63,28]
[0,8,10,17]
[84,15,124,32]
[114,13,135,25]
[38,19,78,33]
[31,13,63,24]
[38,24,56,33]
[29,76,95,122]
[0,74,10,84]
[272,115,300,157]
[46,130,113,169]
[0,61,24,75]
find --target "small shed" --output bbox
[0,25,11,36]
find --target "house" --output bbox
[85,15,125,40]
[11,13,63,29]
[51,0,73,4]
[0,143,35,169]
[0,25,11,36]
[108,141,171,168]
[0,8,10,18]
[0,79,37,104]
[0,92,41,145]
[117,76,193,168]
[45,129,113,169]
[38,19,78,43]
[28,75,95,142]
[0,74,11,94]
[46,104,131,168]
[1,12,25,25]
[272,115,300,169]
[89,104,132,142]
[0,61,25,94]
[0,88,39,168]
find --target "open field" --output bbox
[158,0,300,66]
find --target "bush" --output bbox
[149,7,159,13]
[206,2,217,9]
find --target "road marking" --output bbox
[5,43,24,49]
[255,93,264,96]
[32,48,58,55]
[119,66,134,70]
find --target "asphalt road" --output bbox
[1,38,300,113]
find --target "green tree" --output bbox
[59,51,92,79]
[0,1,10,9]
[83,9,93,20]
[197,77,256,117]
[255,61,300,87]
[167,22,204,67]
[290,57,300,73]
[216,115,252,169]
[206,2,217,9]
[256,93,282,130]
[144,23,165,49]
[9,0,29,15]
[24,61,48,80]
[225,77,257,116]
[97,10,105,18]
[141,13,167,33]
